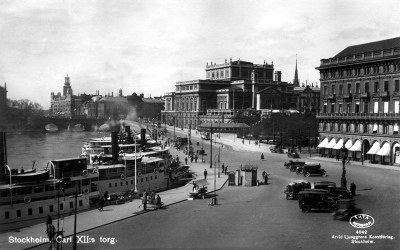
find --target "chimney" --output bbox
[125,126,132,144]
[274,71,282,82]
[0,132,7,183]
[111,131,119,164]
[140,129,146,148]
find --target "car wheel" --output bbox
[322,171,327,177]
[304,172,310,177]
[301,204,310,213]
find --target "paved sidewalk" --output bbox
[307,155,400,171]
[0,150,228,250]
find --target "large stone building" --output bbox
[316,37,400,165]
[0,83,7,118]
[162,58,320,130]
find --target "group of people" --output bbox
[185,154,199,164]
[141,191,162,211]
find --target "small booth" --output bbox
[240,165,258,186]
[228,171,236,185]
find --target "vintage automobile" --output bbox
[270,146,284,154]
[314,181,337,189]
[284,160,306,172]
[303,164,327,177]
[298,190,338,213]
[284,181,311,200]
[287,149,300,158]
[296,162,320,175]
[332,199,362,220]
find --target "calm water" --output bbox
[5,131,108,171]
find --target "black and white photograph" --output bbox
[0,0,399,249]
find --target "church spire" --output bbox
[293,56,300,87]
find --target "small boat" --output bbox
[45,123,58,132]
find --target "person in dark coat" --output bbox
[99,197,105,211]
[261,153,264,160]
[142,192,148,211]
[156,195,162,209]
[262,171,268,184]
[221,163,225,174]
[204,169,207,180]
[185,157,188,164]
[350,182,357,196]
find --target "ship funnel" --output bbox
[140,129,146,148]
[125,126,132,144]
[111,131,119,164]
[0,132,6,183]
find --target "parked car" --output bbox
[296,162,320,175]
[314,181,336,189]
[284,181,311,200]
[284,160,306,172]
[270,146,284,154]
[287,149,300,158]
[302,164,327,177]
[298,190,338,213]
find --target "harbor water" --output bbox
[5,131,108,171]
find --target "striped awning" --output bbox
[333,139,344,149]
[349,140,361,152]
[325,138,337,149]
[376,142,390,156]
[317,138,329,148]
[367,142,380,155]
[344,140,353,150]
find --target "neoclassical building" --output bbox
[163,58,320,130]
[316,37,400,165]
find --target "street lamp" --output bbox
[5,165,12,207]
[340,145,348,189]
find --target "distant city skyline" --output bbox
[1,0,399,109]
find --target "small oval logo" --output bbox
[349,214,374,229]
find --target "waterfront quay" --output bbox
[2,127,400,250]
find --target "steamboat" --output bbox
[0,132,99,232]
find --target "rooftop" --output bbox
[335,37,400,57]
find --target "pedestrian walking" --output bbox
[176,155,179,164]
[156,195,162,209]
[224,165,228,175]
[99,196,105,211]
[350,182,357,196]
[221,163,225,174]
[142,192,148,211]
[204,169,207,180]
[195,154,198,163]
[185,157,188,164]
[46,215,52,230]
[190,156,193,163]
[262,171,268,184]
[261,153,264,160]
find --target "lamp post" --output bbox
[340,145,348,189]
[210,124,213,168]
[134,134,138,193]
[48,161,56,199]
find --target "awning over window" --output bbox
[325,138,337,149]
[377,142,390,156]
[333,139,344,149]
[317,138,329,148]
[345,140,353,149]
[367,141,380,155]
[349,140,361,152]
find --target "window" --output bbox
[374,101,379,113]
[354,124,359,133]
[395,101,400,114]
[338,123,342,132]
[17,210,21,217]
[323,103,327,113]
[155,175,157,179]
[355,102,360,113]
[347,84,352,94]
[331,85,336,95]
[39,207,43,214]
[120,182,123,186]
[131,180,133,185]
[395,80,400,92]
[373,124,378,134]
[330,123,334,132]
[383,125,388,134]
[126,181,128,185]
[394,124,399,134]
[50,205,54,212]
[374,82,379,92]
[364,101,369,113]
[5,212,9,219]
[356,83,360,94]
[383,102,389,113]
[28,208,32,215]
[79,200,83,207]
[338,103,343,113]
[363,124,368,133]
[365,82,369,93]
[323,85,328,95]
[346,124,350,132]
[109,183,111,188]
[339,85,343,95]
[331,103,335,113]
[384,81,389,92]
[115,183,117,187]
[70,202,73,209]
[347,103,351,113]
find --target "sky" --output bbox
[1,0,399,109]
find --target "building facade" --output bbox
[0,83,7,118]
[316,37,400,165]
[162,59,320,131]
